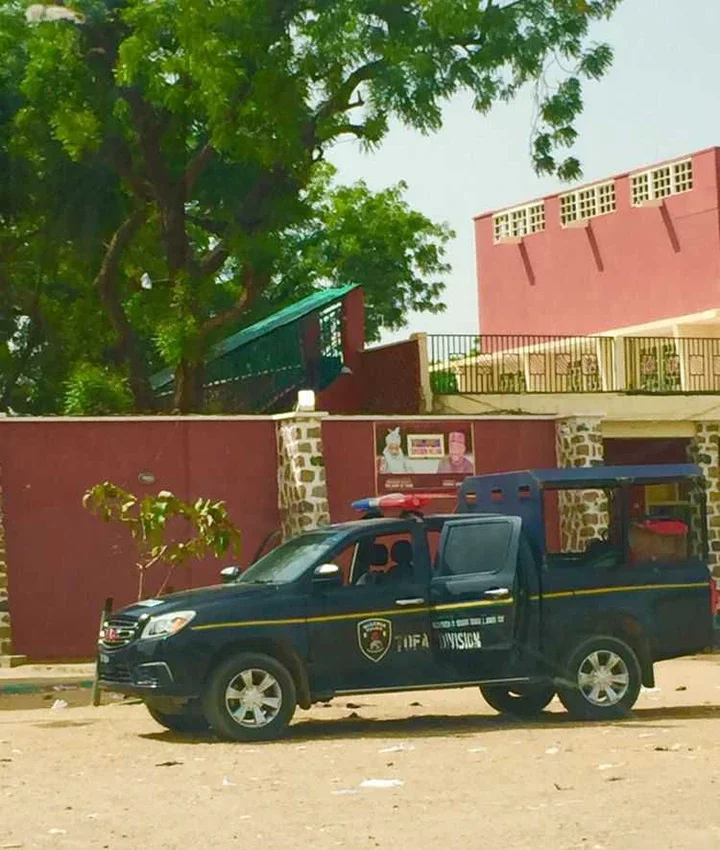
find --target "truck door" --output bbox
[429,516,522,682]
[306,526,434,695]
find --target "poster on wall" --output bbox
[374,421,475,494]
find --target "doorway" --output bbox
[603,438,692,522]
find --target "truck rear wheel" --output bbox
[557,635,641,721]
[480,683,555,717]
[202,652,297,742]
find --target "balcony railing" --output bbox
[624,337,720,393]
[428,334,720,395]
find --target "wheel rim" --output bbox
[577,649,630,707]
[224,668,283,728]
[508,689,529,699]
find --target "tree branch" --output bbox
[197,265,268,343]
[328,122,368,140]
[186,214,226,237]
[313,59,384,125]
[93,209,155,409]
[195,166,299,279]
[105,135,154,202]
[197,242,230,278]
[185,142,216,192]
[95,209,146,289]
[120,88,175,202]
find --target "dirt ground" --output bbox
[1,657,719,850]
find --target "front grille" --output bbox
[100,615,139,649]
[99,662,132,684]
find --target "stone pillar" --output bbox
[687,423,720,577]
[0,484,10,657]
[555,416,609,552]
[276,413,331,540]
[0,482,24,666]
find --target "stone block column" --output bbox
[0,484,10,656]
[276,413,331,540]
[555,416,609,552]
[687,423,720,577]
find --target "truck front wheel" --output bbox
[202,652,297,742]
[557,635,642,721]
[480,683,556,717]
[144,700,209,734]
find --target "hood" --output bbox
[118,582,277,619]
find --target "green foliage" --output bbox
[83,481,242,598]
[64,363,134,415]
[1,0,620,411]
[430,368,459,394]
[265,165,453,342]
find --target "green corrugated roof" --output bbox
[151,284,357,391]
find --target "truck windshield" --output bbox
[237,530,345,585]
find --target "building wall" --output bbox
[434,390,720,423]
[604,438,690,465]
[318,339,423,415]
[475,147,720,336]
[0,419,280,660]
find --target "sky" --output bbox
[329,0,720,345]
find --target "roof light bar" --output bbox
[351,494,435,512]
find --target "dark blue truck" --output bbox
[97,463,718,741]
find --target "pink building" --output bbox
[474,147,720,338]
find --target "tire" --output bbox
[556,635,642,721]
[145,701,209,734]
[480,683,556,717]
[202,652,297,742]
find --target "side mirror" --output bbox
[220,565,241,583]
[312,563,343,586]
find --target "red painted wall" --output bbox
[358,341,422,414]
[471,419,557,473]
[0,419,279,660]
[323,421,378,523]
[475,147,720,336]
[604,438,690,465]
[317,339,422,414]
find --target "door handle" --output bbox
[484,587,510,599]
[395,597,425,606]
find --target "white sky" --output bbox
[329,0,720,344]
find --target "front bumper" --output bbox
[97,637,203,698]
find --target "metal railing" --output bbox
[428,334,616,394]
[429,334,720,395]
[624,337,720,393]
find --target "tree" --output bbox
[248,164,453,343]
[2,0,619,412]
[83,482,242,599]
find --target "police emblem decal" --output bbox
[357,618,392,662]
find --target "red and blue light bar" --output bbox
[351,493,435,512]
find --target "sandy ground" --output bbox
[0,656,719,850]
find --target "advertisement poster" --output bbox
[374,421,475,494]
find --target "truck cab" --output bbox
[97,464,717,741]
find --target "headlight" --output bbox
[139,610,196,640]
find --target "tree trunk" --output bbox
[125,350,157,412]
[173,358,206,413]
[94,209,156,412]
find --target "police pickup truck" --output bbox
[97,464,718,741]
